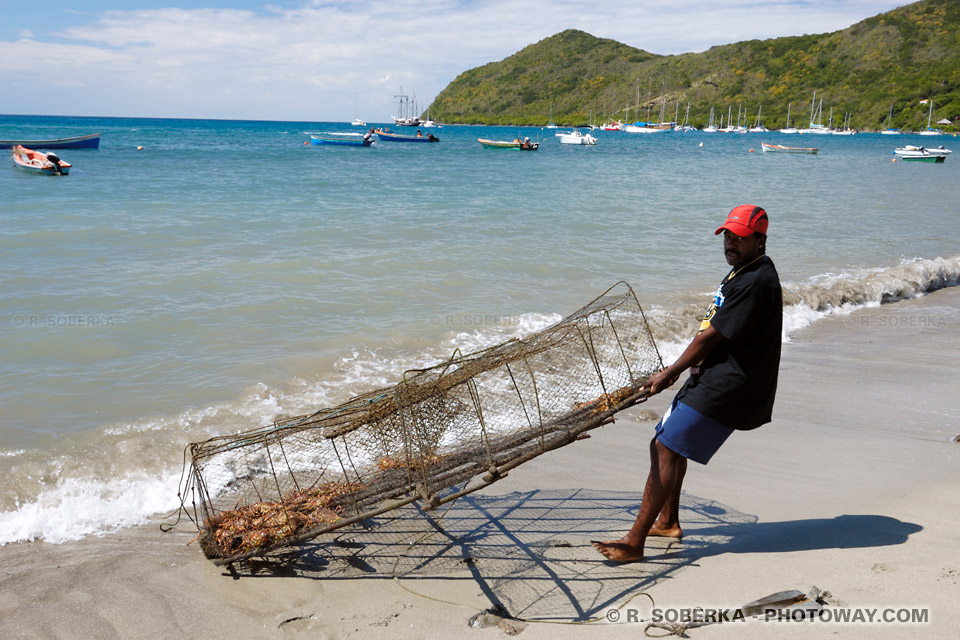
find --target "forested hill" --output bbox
[428,0,960,131]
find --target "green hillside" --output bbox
[428,0,960,131]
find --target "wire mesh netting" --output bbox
[178,282,663,564]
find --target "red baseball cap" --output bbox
[715,204,768,236]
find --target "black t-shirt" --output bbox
[675,255,783,430]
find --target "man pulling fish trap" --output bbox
[593,204,783,562]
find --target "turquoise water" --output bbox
[2,114,959,542]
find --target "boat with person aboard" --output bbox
[375,129,438,143]
[11,145,71,174]
[478,138,538,150]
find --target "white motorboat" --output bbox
[557,129,597,145]
[894,144,951,158]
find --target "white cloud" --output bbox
[0,1,910,120]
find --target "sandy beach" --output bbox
[2,286,959,639]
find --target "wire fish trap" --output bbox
[177,282,663,565]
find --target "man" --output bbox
[592,204,783,562]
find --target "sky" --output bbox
[0,0,912,122]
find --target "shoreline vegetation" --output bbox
[426,0,959,132]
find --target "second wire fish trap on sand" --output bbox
[176,282,663,565]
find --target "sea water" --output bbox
[1,114,959,543]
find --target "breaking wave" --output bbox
[1,256,956,545]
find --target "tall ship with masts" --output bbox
[392,86,421,127]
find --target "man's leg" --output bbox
[650,454,686,538]
[591,436,685,562]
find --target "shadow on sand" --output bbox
[231,488,921,622]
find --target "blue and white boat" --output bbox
[0,133,100,150]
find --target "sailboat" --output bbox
[720,105,735,133]
[801,93,831,134]
[919,99,941,136]
[881,106,900,135]
[624,86,671,133]
[683,104,696,131]
[703,106,718,133]
[779,103,798,134]
[350,92,366,126]
[421,105,436,128]
[832,112,855,135]
[546,105,557,129]
[734,103,747,133]
[392,85,421,127]
[748,105,767,132]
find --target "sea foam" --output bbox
[2,256,957,545]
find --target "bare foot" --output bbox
[590,539,644,563]
[648,523,683,538]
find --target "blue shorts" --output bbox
[654,396,734,465]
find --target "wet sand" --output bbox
[2,287,959,639]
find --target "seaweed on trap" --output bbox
[173,282,663,565]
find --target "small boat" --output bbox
[897,154,945,163]
[11,145,71,174]
[375,129,438,143]
[478,138,538,150]
[894,145,950,161]
[761,142,818,154]
[0,133,100,150]
[350,118,366,127]
[557,129,597,145]
[310,133,373,147]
